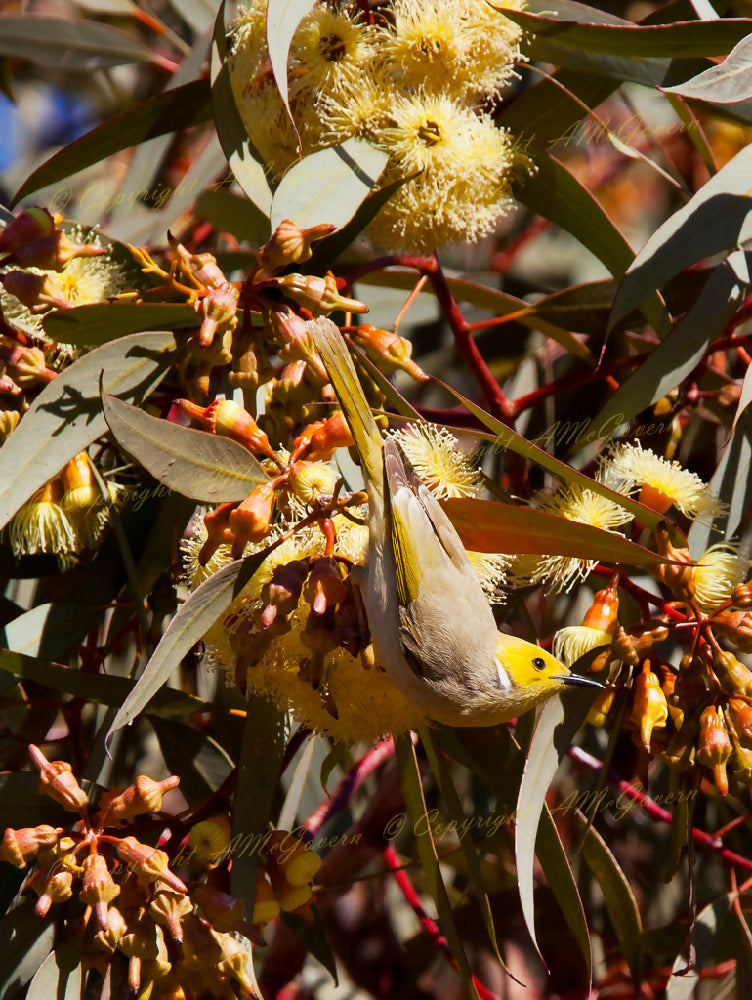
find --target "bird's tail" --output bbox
[308,316,383,490]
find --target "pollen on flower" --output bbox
[181,515,236,592]
[553,625,612,667]
[381,0,523,100]
[601,441,724,522]
[10,484,76,557]
[290,4,376,100]
[692,544,749,614]
[467,550,510,602]
[388,423,481,499]
[510,484,633,594]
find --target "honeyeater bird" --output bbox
[309,316,601,727]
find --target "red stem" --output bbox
[305,738,395,836]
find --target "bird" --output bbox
[309,316,601,727]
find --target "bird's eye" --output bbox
[532,657,546,671]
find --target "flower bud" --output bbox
[652,526,694,600]
[631,664,668,752]
[0,270,69,312]
[196,285,239,348]
[350,324,428,382]
[28,744,88,812]
[0,825,60,868]
[663,724,697,772]
[59,452,98,512]
[187,815,232,866]
[115,836,187,894]
[0,410,20,444]
[0,207,57,254]
[275,272,368,316]
[261,559,309,627]
[176,397,276,460]
[582,584,620,633]
[11,230,105,271]
[697,706,732,796]
[99,775,181,822]
[0,338,55,386]
[710,648,752,697]
[31,866,73,916]
[731,582,752,609]
[256,219,335,272]
[586,687,617,728]
[150,890,193,942]
[268,307,328,381]
[215,929,259,994]
[252,870,280,924]
[291,412,354,462]
[229,482,276,555]
[118,919,167,993]
[80,852,121,928]
[198,503,237,565]
[191,883,245,934]
[93,905,127,953]
[304,556,348,615]
[726,697,752,745]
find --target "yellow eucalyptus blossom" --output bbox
[388,423,480,500]
[290,4,376,100]
[381,0,523,100]
[601,441,723,522]
[466,550,510,603]
[9,481,76,557]
[692,544,749,614]
[511,485,633,594]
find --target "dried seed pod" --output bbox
[98,775,180,822]
[229,482,276,555]
[28,745,88,812]
[80,852,121,929]
[350,324,428,381]
[256,219,336,272]
[0,825,60,868]
[275,271,368,316]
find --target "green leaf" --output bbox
[665,893,735,999]
[278,734,317,831]
[0,15,158,69]
[151,717,234,804]
[2,603,100,662]
[688,361,752,554]
[102,395,268,503]
[0,648,206,716]
[26,944,82,1000]
[0,330,176,531]
[394,734,480,1000]
[499,69,619,147]
[0,901,55,1000]
[106,552,266,740]
[663,33,752,104]
[43,303,198,346]
[574,813,643,985]
[231,694,287,919]
[421,727,511,977]
[594,250,750,431]
[437,380,666,529]
[195,187,271,245]
[13,79,212,205]
[281,907,338,983]
[610,144,752,328]
[0,773,67,830]
[442,497,663,566]
[271,139,389,232]
[516,692,597,963]
[499,3,752,58]
[266,0,316,124]
[211,0,273,216]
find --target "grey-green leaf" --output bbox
[102,394,268,503]
[26,945,82,1000]
[271,139,389,232]
[106,552,266,740]
[0,331,176,531]
[211,0,273,216]
[0,15,158,69]
[594,249,751,431]
[266,0,316,123]
[663,34,752,104]
[610,144,752,328]
[43,303,198,346]
[665,893,735,999]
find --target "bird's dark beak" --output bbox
[554,674,604,689]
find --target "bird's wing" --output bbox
[308,316,383,490]
[384,438,482,608]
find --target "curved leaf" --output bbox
[106,552,266,740]
[0,15,158,69]
[0,901,55,1000]
[26,945,82,1000]
[211,0,274,216]
[664,33,752,104]
[0,648,206,717]
[13,79,212,205]
[102,394,268,503]
[271,139,389,232]
[43,303,198,346]
[594,250,751,431]
[609,144,752,328]
[266,0,316,124]
[151,716,234,804]
[0,331,176,531]
[516,692,597,964]
[395,734,480,1000]
[442,497,663,565]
